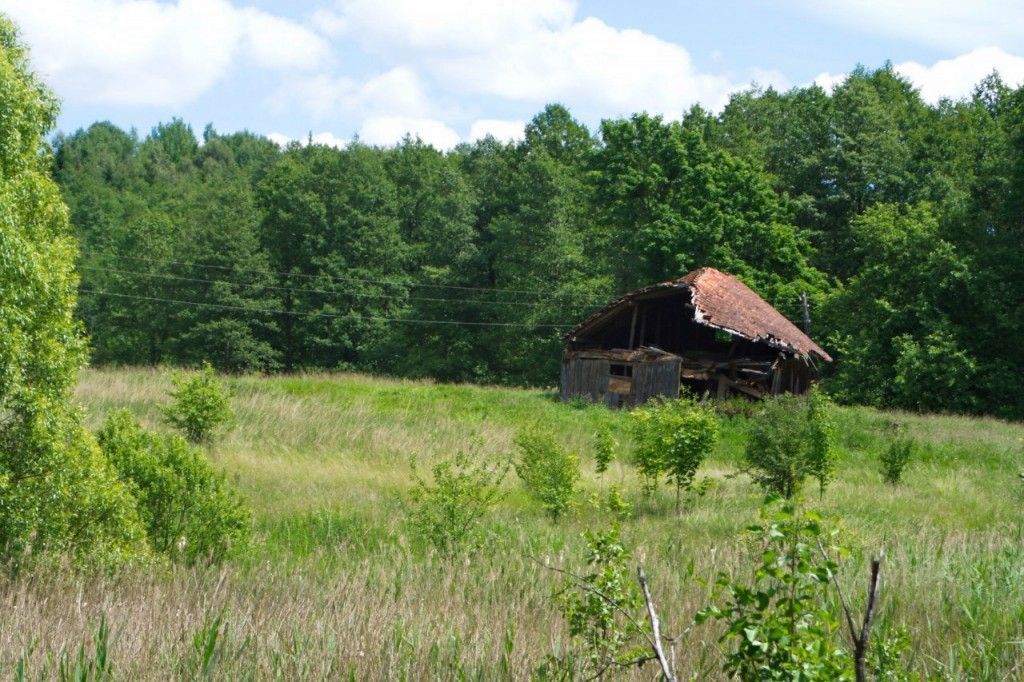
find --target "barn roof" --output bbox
[566,267,833,362]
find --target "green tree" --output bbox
[593,113,826,306]
[98,410,250,563]
[0,16,149,567]
[630,397,719,508]
[161,362,234,443]
[744,390,838,499]
[821,203,977,412]
[514,429,581,521]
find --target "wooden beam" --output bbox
[628,303,639,350]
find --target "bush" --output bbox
[161,362,233,443]
[0,18,150,570]
[514,430,581,522]
[97,411,251,564]
[744,389,838,498]
[593,425,617,475]
[552,524,650,678]
[630,397,719,509]
[879,426,914,486]
[697,503,852,679]
[407,452,507,556]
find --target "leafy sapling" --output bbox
[407,452,508,556]
[630,398,719,511]
[879,423,914,486]
[743,389,838,499]
[593,424,618,475]
[514,430,581,522]
[697,503,851,679]
[161,362,233,443]
[555,525,651,679]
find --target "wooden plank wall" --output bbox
[632,359,682,406]
[561,358,611,404]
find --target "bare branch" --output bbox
[637,565,677,682]
[816,537,859,645]
[530,556,660,656]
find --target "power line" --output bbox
[98,254,611,301]
[77,288,574,329]
[78,265,590,309]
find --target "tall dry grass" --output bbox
[1,366,1017,679]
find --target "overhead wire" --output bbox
[98,254,612,301]
[77,288,575,329]
[77,265,594,309]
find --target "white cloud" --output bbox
[240,8,331,71]
[469,119,526,142]
[278,66,433,120]
[313,0,740,119]
[793,0,1024,52]
[310,131,350,148]
[429,17,737,117]
[314,0,576,53]
[359,116,460,150]
[812,47,1024,103]
[896,47,1024,103]
[266,131,350,148]
[0,0,330,106]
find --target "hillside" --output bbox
[9,367,1010,679]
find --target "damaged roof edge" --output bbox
[566,268,833,363]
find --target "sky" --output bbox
[2,0,1024,150]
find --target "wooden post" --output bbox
[628,304,639,349]
[638,304,648,348]
[800,292,811,335]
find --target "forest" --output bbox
[55,66,1024,419]
[5,11,1024,679]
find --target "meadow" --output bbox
[3,367,1023,680]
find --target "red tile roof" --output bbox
[567,267,832,362]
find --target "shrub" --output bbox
[593,425,617,475]
[161,362,233,443]
[744,389,838,498]
[553,524,650,678]
[605,485,632,521]
[97,411,251,564]
[0,17,150,570]
[697,503,852,679]
[407,452,507,556]
[879,426,914,486]
[630,397,719,509]
[514,430,581,522]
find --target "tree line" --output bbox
[54,67,1024,419]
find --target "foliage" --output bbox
[97,410,251,563]
[406,452,507,556]
[869,627,918,682]
[744,390,838,498]
[605,485,632,521]
[593,424,617,475]
[879,425,915,486]
[554,524,651,679]
[161,362,233,443]
[696,503,853,680]
[0,17,150,569]
[514,430,581,522]
[630,397,719,507]
[35,45,1024,420]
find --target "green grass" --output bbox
[3,366,1022,679]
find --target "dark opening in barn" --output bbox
[560,267,832,408]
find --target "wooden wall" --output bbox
[561,356,681,408]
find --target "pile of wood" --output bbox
[678,354,777,398]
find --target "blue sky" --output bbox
[3,0,1023,149]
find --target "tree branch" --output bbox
[637,565,677,682]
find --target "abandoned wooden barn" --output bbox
[560,267,832,407]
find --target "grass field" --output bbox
[3,367,1023,679]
